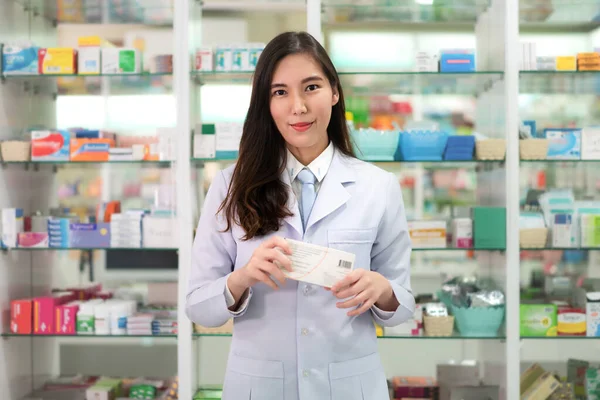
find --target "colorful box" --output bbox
[556,56,577,71]
[520,304,558,337]
[408,221,447,248]
[69,223,110,248]
[102,48,141,74]
[55,301,80,334]
[587,292,600,337]
[17,232,49,248]
[1,208,24,248]
[545,128,581,160]
[38,48,77,74]
[77,36,105,75]
[440,52,475,73]
[31,130,71,161]
[33,293,73,335]
[70,138,114,161]
[558,307,586,336]
[1,43,40,75]
[10,299,32,334]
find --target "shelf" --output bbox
[1,333,176,338]
[193,333,505,340]
[521,159,600,163]
[519,0,600,32]
[2,247,177,251]
[413,247,502,252]
[321,0,490,26]
[191,71,254,85]
[192,158,502,166]
[2,160,174,169]
[521,336,600,340]
[520,71,600,94]
[14,0,174,25]
[339,71,503,96]
[202,1,305,12]
[520,247,600,251]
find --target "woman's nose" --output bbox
[292,95,307,115]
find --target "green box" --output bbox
[194,388,223,400]
[520,304,558,336]
[472,207,506,249]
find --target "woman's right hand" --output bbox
[228,236,293,296]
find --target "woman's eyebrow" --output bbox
[271,76,324,88]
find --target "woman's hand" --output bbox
[329,269,397,317]
[228,236,293,298]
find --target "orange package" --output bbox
[70,138,115,161]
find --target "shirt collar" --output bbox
[286,141,334,183]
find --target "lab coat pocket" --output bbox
[328,228,377,270]
[329,353,388,400]
[224,354,285,400]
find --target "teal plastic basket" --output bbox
[452,305,505,337]
[350,128,400,161]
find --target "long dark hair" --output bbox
[219,31,355,240]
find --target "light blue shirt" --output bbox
[187,147,415,400]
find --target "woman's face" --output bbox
[269,53,339,154]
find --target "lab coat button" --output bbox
[301,328,309,336]
[303,285,312,295]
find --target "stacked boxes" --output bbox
[110,213,143,248]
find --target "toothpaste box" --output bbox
[1,208,24,248]
[31,130,71,161]
[69,223,110,248]
[10,299,32,334]
[56,301,81,334]
[70,138,115,161]
[1,43,40,75]
[18,232,49,248]
[38,48,77,74]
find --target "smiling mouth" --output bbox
[290,122,313,132]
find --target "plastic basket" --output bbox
[194,319,233,334]
[475,139,506,160]
[423,315,455,337]
[398,130,448,161]
[350,128,400,161]
[520,139,548,160]
[519,228,548,248]
[452,305,505,337]
[444,135,475,161]
[1,141,31,162]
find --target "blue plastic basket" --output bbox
[444,135,475,161]
[397,130,449,161]
[350,128,400,161]
[452,305,505,337]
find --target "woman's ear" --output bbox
[332,90,340,106]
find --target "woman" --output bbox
[186,31,414,400]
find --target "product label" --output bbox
[77,315,94,334]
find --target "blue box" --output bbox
[440,53,475,73]
[69,223,110,248]
[2,44,40,75]
[544,128,581,160]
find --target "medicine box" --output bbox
[10,299,32,334]
[77,35,104,75]
[1,208,24,248]
[451,218,473,248]
[33,292,74,335]
[587,292,600,337]
[31,130,71,161]
[552,213,574,248]
[544,128,581,160]
[102,48,142,74]
[56,301,80,334]
[194,124,216,159]
[582,127,600,160]
[408,220,447,248]
[557,307,586,336]
[556,56,577,71]
[440,53,475,73]
[69,223,110,248]
[18,232,49,248]
[38,48,77,74]
[472,207,506,249]
[195,47,213,71]
[520,304,558,336]
[70,138,115,161]
[2,43,40,75]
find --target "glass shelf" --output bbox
[2,247,177,251]
[193,333,505,340]
[521,159,600,163]
[519,0,600,31]
[191,71,254,85]
[520,71,600,94]
[321,0,490,26]
[520,247,600,251]
[1,333,176,338]
[521,336,600,340]
[193,158,502,166]
[2,160,173,166]
[338,71,503,96]
[14,0,174,25]
[413,247,503,251]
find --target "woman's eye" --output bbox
[273,89,286,96]
[306,84,319,91]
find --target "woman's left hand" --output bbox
[329,269,394,317]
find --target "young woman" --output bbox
[186,31,414,400]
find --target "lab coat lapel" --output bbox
[306,149,356,232]
[281,167,304,237]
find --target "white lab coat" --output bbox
[186,148,415,400]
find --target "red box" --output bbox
[55,302,81,335]
[10,299,32,334]
[33,292,75,335]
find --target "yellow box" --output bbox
[78,36,113,48]
[577,52,600,60]
[556,56,576,71]
[39,48,77,74]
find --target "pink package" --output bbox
[55,301,81,334]
[65,283,102,300]
[34,292,75,335]
[18,232,49,248]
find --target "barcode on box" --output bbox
[338,260,352,269]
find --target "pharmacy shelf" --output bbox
[1,161,173,167]
[339,71,503,96]
[413,247,504,252]
[202,0,305,12]
[520,70,600,94]
[520,159,600,163]
[1,72,172,80]
[193,333,506,340]
[520,336,600,340]
[520,247,600,251]
[192,157,503,166]
[519,0,600,32]
[1,333,177,338]
[2,247,178,251]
